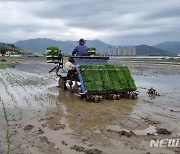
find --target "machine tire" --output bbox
[59,76,67,90]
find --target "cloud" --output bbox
[0,0,180,45]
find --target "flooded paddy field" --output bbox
[0,58,180,154]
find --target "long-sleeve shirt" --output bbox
[72,44,88,56]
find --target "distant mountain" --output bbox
[14,38,177,56]
[86,39,110,53]
[136,45,177,56]
[14,38,75,53]
[154,42,180,54]
[14,38,110,53]
[0,42,32,54]
[64,39,110,53]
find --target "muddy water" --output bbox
[133,75,180,133]
[0,59,180,154]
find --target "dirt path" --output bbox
[0,59,180,154]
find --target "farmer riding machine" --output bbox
[46,46,138,102]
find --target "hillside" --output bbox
[86,39,110,53]
[154,42,180,54]
[14,38,75,53]
[14,38,178,56]
[0,42,21,51]
[14,38,110,53]
[136,45,177,56]
[0,42,15,49]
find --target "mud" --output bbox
[23,124,35,131]
[117,130,135,137]
[156,128,172,135]
[107,125,157,136]
[0,58,180,154]
[70,145,103,154]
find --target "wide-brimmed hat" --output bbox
[78,38,86,44]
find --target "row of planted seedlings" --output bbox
[0,61,17,152]
[0,66,47,153]
[0,96,11,154]
[0,60,65,150]
[0,67,40,133]
[9,70,45,118]
[0,68,24,153]
[1,61,59,121]
[9,67,59,117]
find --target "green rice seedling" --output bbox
[84,82,95,93]
[121,66,137,91]
[112,81,123,92]
[0,70,5,78]
[80,70,94,82]
[34,95,37,101]
[80,65,94,82]
[88,65,102,82]
[0,61,11,69]
[23,97,31,106]
[2,101,8,124]
[80,64,137,93]
[103,81,113,91]
[10,94,15,102]
[79,64,89,70]
[32,110,40,118]
[105,65,119,81]
[6,129,11,154]
[18,108,23,120]
[94,81,103,92]
[99,65,110,82]
[0,99,11,154]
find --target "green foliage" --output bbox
[88,47,96,56]
[47,46,59,51]
[99,65,110,82]
[88,47,96,51]
[88,65,101,81]
[0,62,10,69]
[121,66,137,91]
[79,64,137,93]
[0,47,7,56]
[1,99,11,153]
[46,46,61,62]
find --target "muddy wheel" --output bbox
[59,77,67,90]
[123,92,129,98]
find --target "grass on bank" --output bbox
[0,61,10,69]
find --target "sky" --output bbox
[0,0,180,45]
